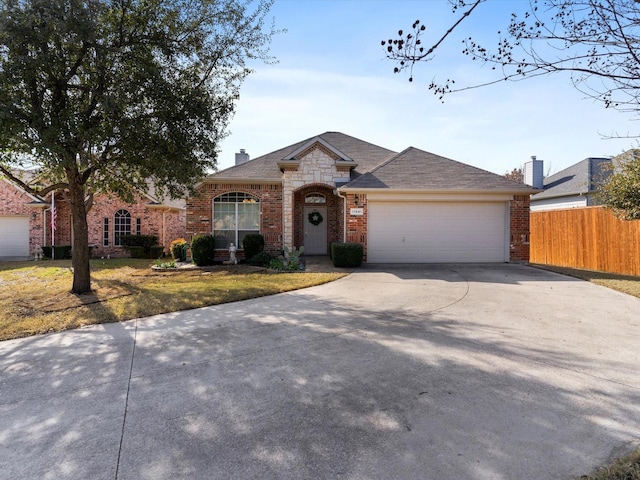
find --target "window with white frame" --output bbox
[213,193,260,249]
[103,218,109,246]
[114,209,131,246]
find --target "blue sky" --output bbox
[216,0,637,176]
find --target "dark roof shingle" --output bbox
[204,132,397,181]
[344,147,536,192]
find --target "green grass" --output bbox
[0,258,345,341]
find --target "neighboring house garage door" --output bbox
[0,216,29,258]
[368,202,508,263]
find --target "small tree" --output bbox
[598,150,640,220]
[0,0,276,293]
[504,167,524,183]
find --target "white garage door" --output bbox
[0,216,30,258]
[368,202,508,263]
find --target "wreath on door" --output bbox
[308,211,323,226]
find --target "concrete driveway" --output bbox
[1,264,640,480]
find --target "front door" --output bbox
[304,206,327,255]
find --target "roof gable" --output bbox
[203,132,397,182]
[342,147,536,193]
[282,136,354,162]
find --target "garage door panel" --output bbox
[368,202,507,263]
[0,216,30,257]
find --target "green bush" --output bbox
[119,234,158,249]
[119,234,159,258]
[149,246,165,259]
[247,251,273,267]
[43,245,72,259]
[127,246,145,258]
[331,242,364,268]
[191,234,217,266]
[242,234,265,261]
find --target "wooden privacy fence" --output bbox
[530,206,640,277]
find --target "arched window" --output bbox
[114,209,131,246]
[305,193,326,204]
[213,193,260,249]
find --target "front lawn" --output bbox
[0,258,345,341]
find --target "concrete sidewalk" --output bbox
[1,264,639,479]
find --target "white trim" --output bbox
[360,192,515,202]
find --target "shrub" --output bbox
[43,245,72,259]
[119,234,159,258]
[268,257,285,271]
[331,242,364,268]
[191,234,217,266]
[170,238,187,261]
[247,251,274,267]
[242,234,265,261]
[128,246,145,258]
[149,245,165,259]
[119,234,158,249]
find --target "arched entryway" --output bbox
[293,185,342,255]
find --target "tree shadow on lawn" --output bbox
[2,275,638,480]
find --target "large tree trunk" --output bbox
[67,177,92,294]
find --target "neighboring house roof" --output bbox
[532,157,611,200]
[2,168,185,210]
[203,131,397,182]
[342,147,536,193]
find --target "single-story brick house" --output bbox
[187,132,536,263]
[0,172,186,259]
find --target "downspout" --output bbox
[162,209,167,251]
[335,189,347,242]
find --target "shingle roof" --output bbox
[532,157,611,200]
[203,132,397,181]
[343,147,536,192]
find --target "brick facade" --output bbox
[293,184,344,253]
[1,178,185,258]
[186,143,533,264]
[81,193,186,258]
[509,195,531,262]
[281,148,350,249]
[328,193,531,263]
[345,193,368,260]
[186,182,284,260]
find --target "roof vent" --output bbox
[235,149,250,165]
